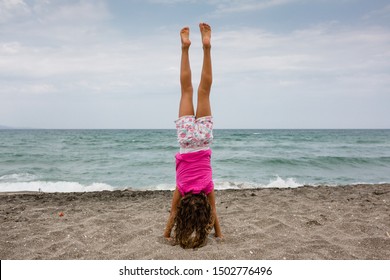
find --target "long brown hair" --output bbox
[174,192,214,249]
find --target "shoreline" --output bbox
[1,182,390,195]
[1,184,389,260]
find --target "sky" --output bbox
[1,0,390,129]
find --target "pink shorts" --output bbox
[175,115,213,153]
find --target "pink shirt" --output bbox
[175,149,214,196]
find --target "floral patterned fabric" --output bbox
[175,115,213,153]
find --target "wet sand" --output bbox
[1,184,389,259]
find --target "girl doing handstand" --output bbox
[164,23,223,248]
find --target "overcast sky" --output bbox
[1,0,390,129]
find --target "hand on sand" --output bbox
[163,236,177,246]
[215,234,224,243]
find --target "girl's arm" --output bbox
[213,211,223,238]
[164,188,181,239]
[207,190,223,238]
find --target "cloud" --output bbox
[147,0,197,3]
[211,0,301,15]
[41,0,110,23]
[0,40,178,96]
[363,3,390,20]
[0,0,30,22]
[2,4,389,98]
[1,0,390,128]
[208,19,390,128]
[213,22,390,92]
[146,0,302,15]
[0,0,178,96]
[1,0,112,43]
[0,41,22,54]
[0,1,179,127]
[0,0,110,22]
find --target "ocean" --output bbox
[1,129,389,192]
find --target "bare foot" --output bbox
[180,27,191,49]
[199,22,211,49]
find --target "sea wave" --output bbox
[0,173,38,182]
[0,181,114,193]
[214,176,303,189]
[0,176,304,193]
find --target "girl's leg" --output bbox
[196,23,212,118]
[179,27,195,118]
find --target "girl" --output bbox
[163,23,223,248]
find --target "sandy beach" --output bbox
[0,184,389,260]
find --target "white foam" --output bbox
[214,176,303,190]
[0,181,114,193]
[151,183,175,191]
[0,176,303,193]
[263,176,303,188]
[0,173,38,182]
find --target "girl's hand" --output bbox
[215,233,224,242]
